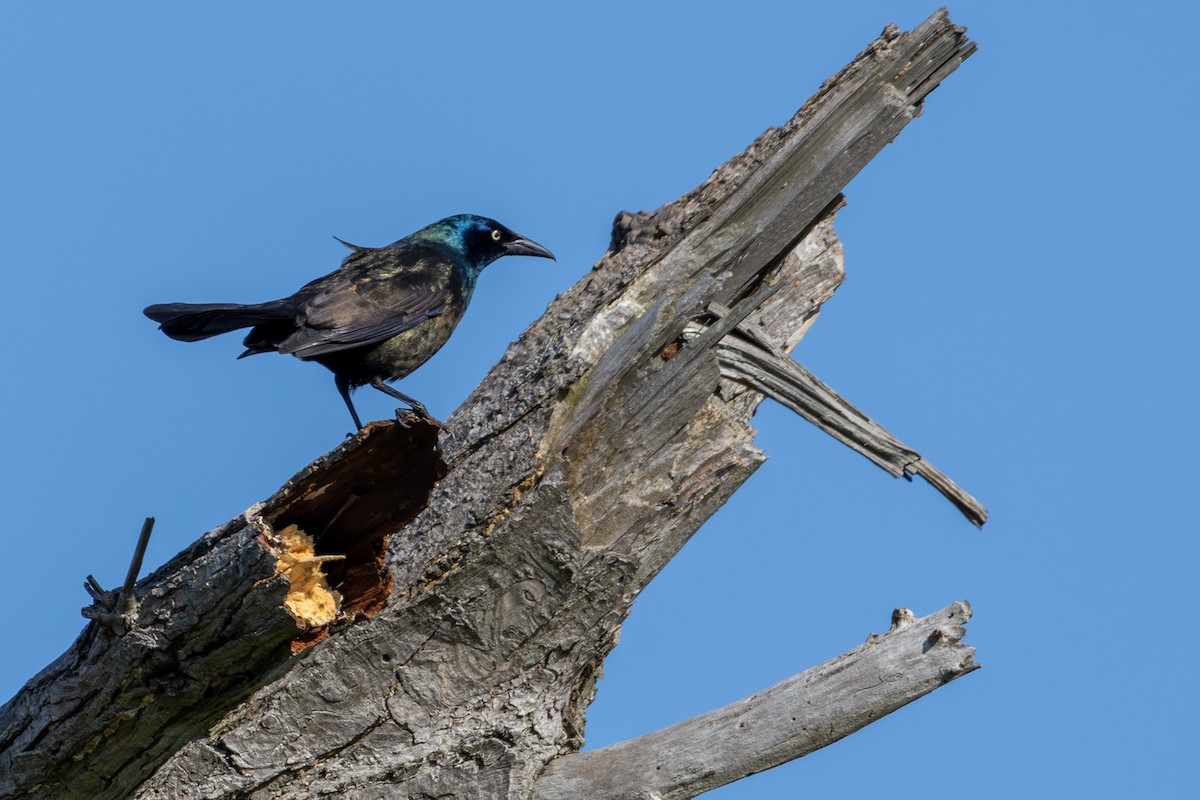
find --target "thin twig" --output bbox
[119,517,155,617]
[81,517,156,633]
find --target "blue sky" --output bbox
[1,2,1196,796]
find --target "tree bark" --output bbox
[0,10,981,799]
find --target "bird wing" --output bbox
[277,244,457,359]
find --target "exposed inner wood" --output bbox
[0,418,446,800]
[272,524,344,630]
[0,12,980,800]
[260,415,447,629]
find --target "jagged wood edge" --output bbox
[134,11,976,799]
[711,329,987,525]
[0,10,978,800]
[0,422,444,800]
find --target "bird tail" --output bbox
[144,301,294,342]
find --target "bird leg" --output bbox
[368,377,429,419]
[336,376,365,430]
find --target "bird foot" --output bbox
[395,407,441,428]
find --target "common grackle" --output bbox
[145,214,554,429]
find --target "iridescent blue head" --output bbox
[409,214,555,274]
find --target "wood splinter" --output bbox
[81,516,155,634]
[273,523,346,630]
[2,12,982,798]
[690,302,988,527]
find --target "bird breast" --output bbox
[357,303,467,382]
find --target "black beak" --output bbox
[504,235,556,260]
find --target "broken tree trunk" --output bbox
[0,10,982,799]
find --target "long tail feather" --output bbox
[144,301,293,342]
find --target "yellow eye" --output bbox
[490,229,502,241]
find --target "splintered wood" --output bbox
[272,524,344,629]
[1,11,982,800]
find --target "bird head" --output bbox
[414,214,555,271]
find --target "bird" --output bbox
[145,214,555,429]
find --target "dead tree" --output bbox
[0,10,983,799]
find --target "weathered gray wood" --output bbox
[0,422,445,799]
[0,10,980,799]
[709,322,987,526]
[533,602,978,800]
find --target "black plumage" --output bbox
[145,214,554,428]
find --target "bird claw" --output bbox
[394,407,421,428]
[148,216,554,433]
[394,406,441,429]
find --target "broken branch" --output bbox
[709,326,987,526]
[81,516,156,633]
[534,602,978,800]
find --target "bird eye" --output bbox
[490,229,502,242]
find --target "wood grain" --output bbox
[0,11,980,799]
[534,603,978,800]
